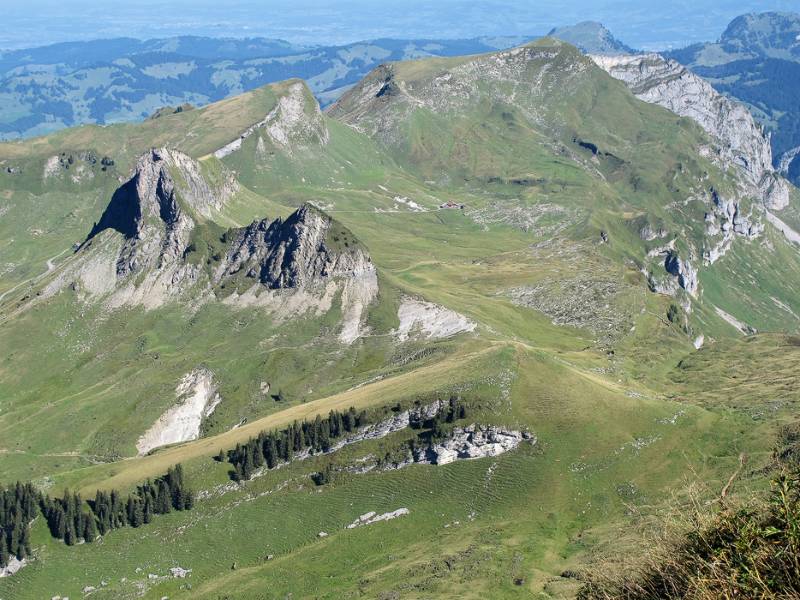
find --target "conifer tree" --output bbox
[143,496,153,524]
[157,480,172,514]
[265,435,277,469]
[83,514,97,542]
[0,535,8,567]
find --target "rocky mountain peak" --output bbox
[213,81,329,160]
[548,21,635,55]
[216,203,373,290]
[84,148,193,277]
[330,39,591,146]
[720,12,800,59]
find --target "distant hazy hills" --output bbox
[0,35,525,140]
[1,13,798,184]
[548,21,635,55]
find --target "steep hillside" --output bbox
[331,38,800,335]
[666,12,800,186]
[592,53,790,209]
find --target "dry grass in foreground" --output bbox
[579,451,800,599]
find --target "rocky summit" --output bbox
[216,204,372,290]
[1,12,800,600]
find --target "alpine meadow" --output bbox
[1,4,800,599]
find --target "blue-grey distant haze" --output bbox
[2,0,797,50]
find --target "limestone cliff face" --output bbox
[85,148,196,279]
[215,204,374,290]
[213,81,329,160]
[592,53,790,210]
[592,52,795,301]
[212,204,378,344]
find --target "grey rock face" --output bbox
[329,401,445,452]
[760,173,791,211]
[70,148,236,308]
[664,252,699,298]
[702,189,763,265]
[85,148,195,278]
[411,425,534,466]
[213,82,329,160]
[639,223,668,241]
[167,149,239,219]
[592,53,789,209]
[216,204,373,290]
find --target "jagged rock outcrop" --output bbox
[65,150,377,322]
[49,173,378,338]
[702,188,763,264]
[591,53,790,210]
[639,223,668,241]
[215,204,373,290]
[214,204,378,343]
[412,425,533,465]
[329,401,446,452]
[664,252,698,298]
[85,148,195,278]
[167,150,239,219]
[83,147,238,279]
[645,246,699,299]
[37,147,212,309]
[330,408,534,470]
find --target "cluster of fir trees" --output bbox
[225,407,370,481]
[41,490,97,546]
[313,397,470,484]
[0,465,193,566]
[90,465,193,534]
[39,465,192,547]
[0,482,37,568]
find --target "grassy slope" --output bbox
[1,344,766,600]
[0,42,799,599]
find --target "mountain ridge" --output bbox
[664,11,800,185]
